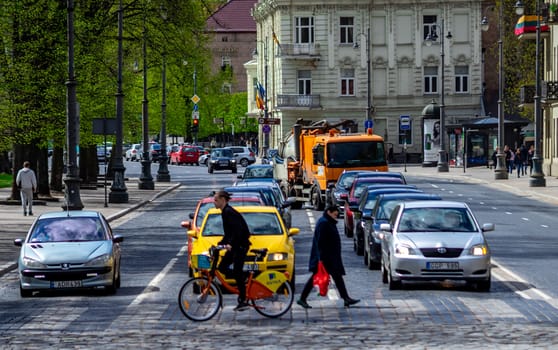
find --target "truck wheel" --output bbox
[312,187,324,211]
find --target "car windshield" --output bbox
[397,208,477,232]
[338,173,357,189]
[202,212,283,236]
[29,217,106,242]
[245,167,273,178]
[212,149,233,157]
[326,141,386,167]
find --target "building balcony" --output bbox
[278,43,320,60]
[276,94,321,109]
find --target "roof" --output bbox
[38,211,101,219]
[206,0,257,33]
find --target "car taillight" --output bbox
[249,151,254,157]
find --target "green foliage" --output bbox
[0,172,12,188]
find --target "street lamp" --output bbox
[253,38,269,156]
[515,0,546,187]
[109,0,129,202]
[63,0,83,210]
[426,19,452,173]
[481,4,508,180]
[138,6,154,190]
[156,7,170,182]
[354,27,373,125]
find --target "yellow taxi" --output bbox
[187,206,299,286]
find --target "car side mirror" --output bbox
[187,230,198,239]
[181,220,192,229]
[113,235,124,243]
[14,238,23,247]
[379,223,391,232]
[481,223,495,232]
[340,193,348,200]
[288,227,300,236]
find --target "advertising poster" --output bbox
[423,118,441,163]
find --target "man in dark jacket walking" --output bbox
[297,205,360,309]
[213,190,251,311]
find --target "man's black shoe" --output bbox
[234,301,250,312]
[344,298,360,307]
[296,299,312,309]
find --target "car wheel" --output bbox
[355,233,364,256]
[388,265,402,290]
[240,158,249,167]
[475,276,491,292]
[20,286,32,298]
[232,167,237,174]
[115,261,121,288]
[196,162,199,166]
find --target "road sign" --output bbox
[258,118,280,125]
[192,111,199,120]
[262,124,271,133]
[364,119,374,130]
[400,115,411,130]
[191,95,200,104]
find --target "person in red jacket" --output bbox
[213,190,251,311]
[297,205,360,309]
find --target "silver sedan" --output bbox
[14,210,123,297]
[380,201,494,292]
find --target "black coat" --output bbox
[218,204,251,249]
[308,212,346,276]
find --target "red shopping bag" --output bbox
[313,261,330,296]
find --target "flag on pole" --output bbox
[256,82,265,110]
[272,31,282,52]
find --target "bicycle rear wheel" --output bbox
[178,277,222,321]
[252,281,293,318]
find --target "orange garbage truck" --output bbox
[272,119,388,210]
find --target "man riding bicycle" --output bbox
[213,190,251,311]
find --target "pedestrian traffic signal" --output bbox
[192,118,199,133]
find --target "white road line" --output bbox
[505,211,512,215]
[492,258,551,300]
[130,245,187,306]
[521,217,529,221]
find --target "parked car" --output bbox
[326,170,363,216]
[380,200,494,291]
[96,145,111,163]
[125,143,141,161]
[198,153,210,166]
[208,148,237,173]
[170,145,200,166]
[342,176,405,237]
[139,142,162,162]
[359,192,441,267]
[180,194,264,276]
[187,206,299,286]
[13,210,123,297]
[236,164,274,182]
[225,146,256,167]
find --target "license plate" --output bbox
[426,262,459,270]
[243,264,259,272]
[51,280,83,288]
[219,161,229,166]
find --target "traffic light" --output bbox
[192,118,199,133]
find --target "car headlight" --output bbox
[268,253,288,261]
[395,244,416,256]
[22,256,47,269]
[84,254,112,267]
[231,159,236,163]
[470,244,488,256]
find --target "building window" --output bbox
[340,17,354,44]
[340,69,354,96]
[398,120,412,146]
[455,66,469,93]
[221,55,231,67]
[423,15,437,41]
[298,70,311,95]
[424,66,438,94]
[222,83,232,94]
[221,36,228,42]
[295,17,314,44]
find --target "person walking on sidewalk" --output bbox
[16,161,37,216]
[514,148,523,178]
[213,190,251,311]
[297,205,360,309]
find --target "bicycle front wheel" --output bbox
[178,277,222,322]
[252,281,293,318]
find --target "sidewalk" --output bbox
[0,179,181,276]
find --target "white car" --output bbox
[380,200,494,292]
[125,143,141,161]
[198,153,209,166]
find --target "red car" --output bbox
[171,145,200,165]
[342,177,405,238]
[180,194,264,276]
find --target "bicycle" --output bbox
[178,245,294,321]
